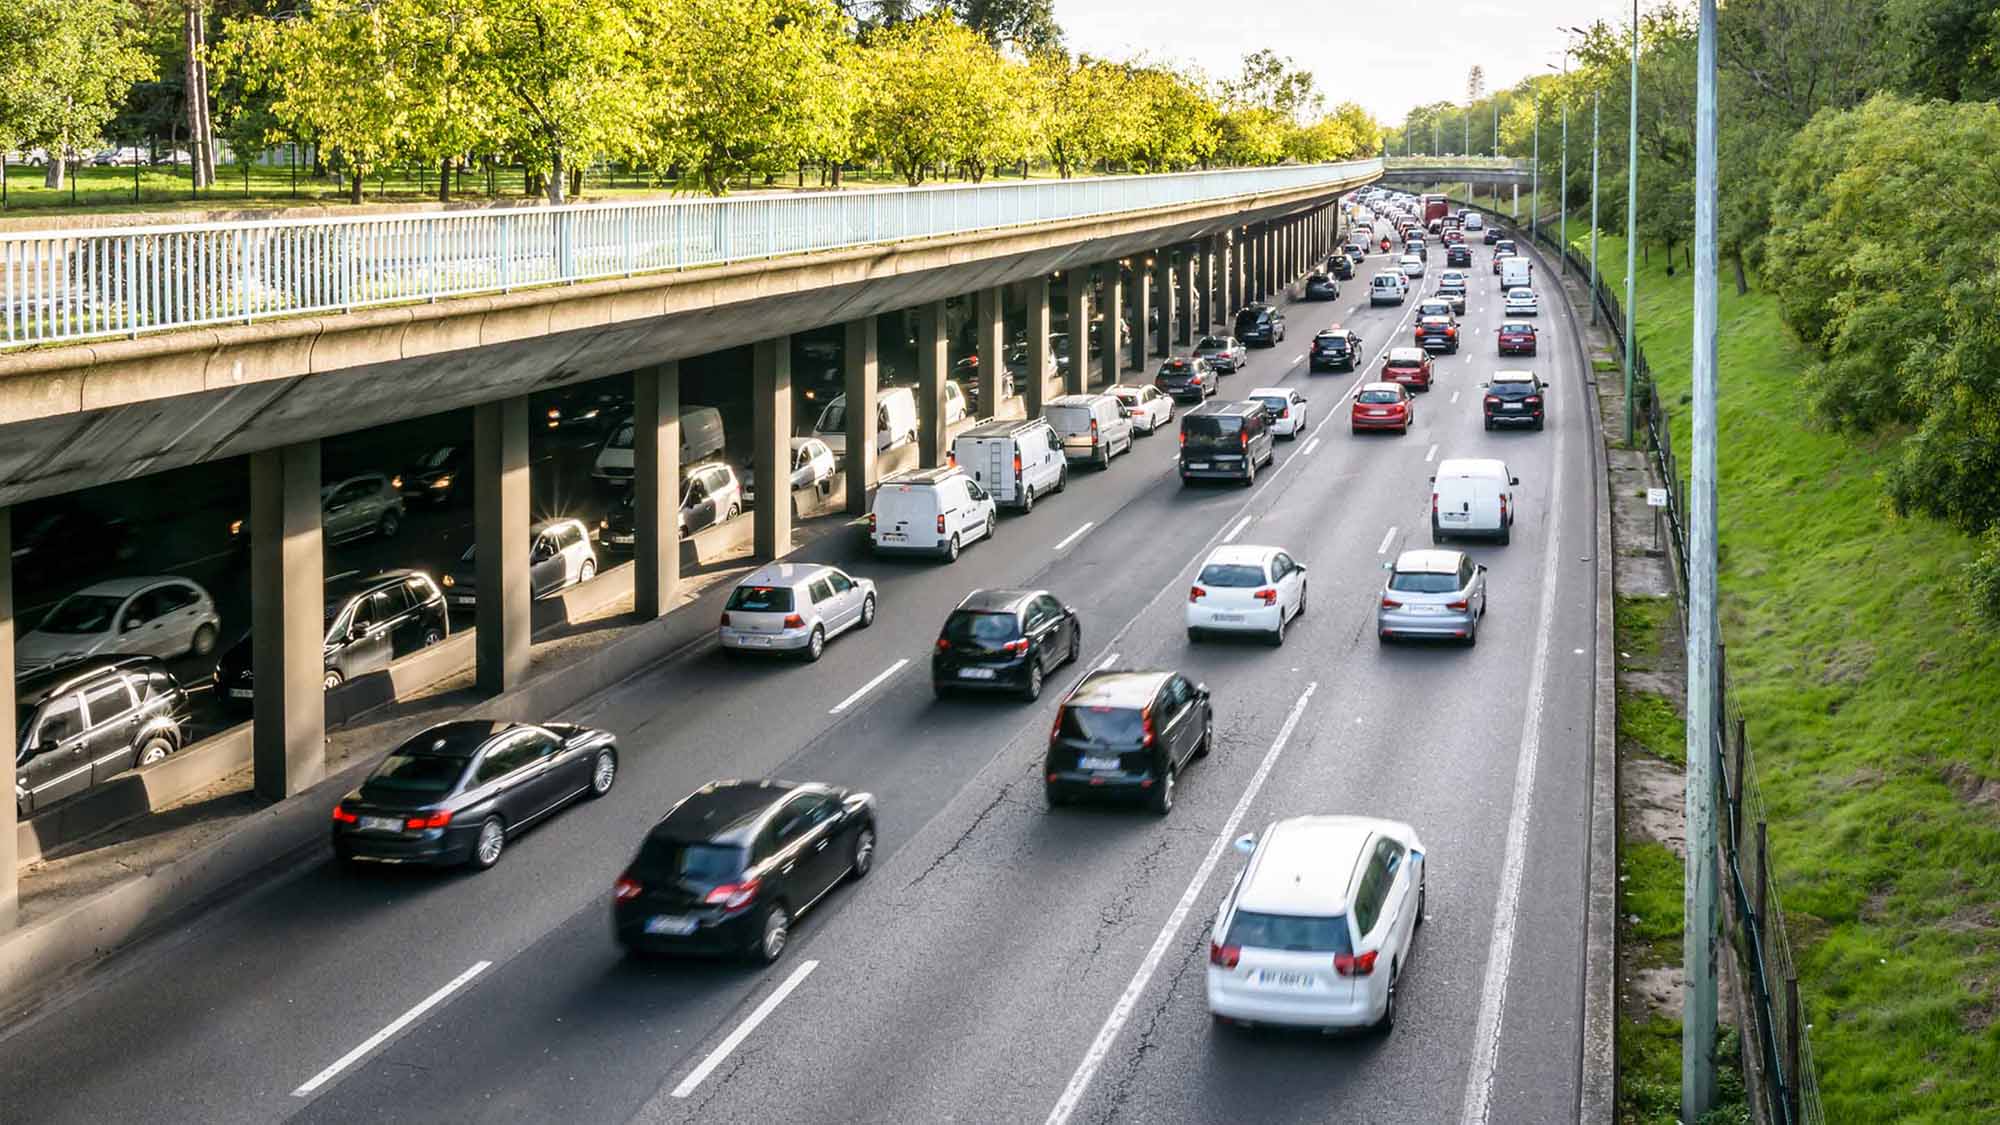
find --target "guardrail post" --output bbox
[1731,718,1746,849]
[1784,973,1802,1122]
[1754,819,1768,928]
[424,219,437,302]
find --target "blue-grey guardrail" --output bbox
[0,159,1380,349]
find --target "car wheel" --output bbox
[1465,618,1479,647]
[859,594,876,628]
[1022,485,1034,513]
[1534,418,1546,432]
[578,559,596,583]
[1187,626,1202,644]
[377,510,400,538]
[1149,767,1175,816]
[1416,876,1427,928]
[323,669,344,692]
[1055,467,1068,493]
[1068,622,1081,665]
[1499,525,1512,546]
[423,627,443,647]
[1484,419,1494,431]
[1022,659,1044,702]
[1096,446,1110,470]
[190,623,218,658]
[1194,715,1213,759]
[754,903,791,965]
[136,737,174,768]
[1045,786,1067,809]
[725,502,741,522]
[985,513,997,542]
[1375,963,1399,1033]
[1243,460,1255,488]
[805,626,826,661]
[589,749,617,797]
[1269,609,1286,647]
[471,817,506,870]
[944,534,961,563]
[849,823,876,879]
[1297,580,1308,617]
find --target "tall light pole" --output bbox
[1565,24,1600,323]
[1550,43,1572,277]
[1624,0,1641,444]
[1530,91,1539,243]
[1684,0,1722,1115]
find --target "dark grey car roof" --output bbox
[1066,669,1170,708]
[16,655,167,708]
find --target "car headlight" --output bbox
[390,475,403,490]
[229,519,243,537]
[441,574,455,587]
[431,475,453,489]
[598,519,609,530]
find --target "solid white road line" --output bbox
[293,961,492,1097]
[1222,516,1253,543]
[1376,526,1397,555]
[1426,443,1439,463]
[1043,683,1320,1125]
[1458,383,1569,1125]
[829,659,909,714]
[1450,391,1461,405]
[671,960,820,1099]
[1301,436,1322,456]
[1096,651,1121,671]
[1052,522,1095,552]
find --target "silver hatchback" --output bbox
[1377,549,1488,646]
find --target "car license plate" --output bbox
[1255,970,1316,990]
[740,634,771,647]
[229,687,253,700]
[1212,613,1245,622]
[959,668,997,680]
[881,532,906,542]
[645,915,697,936]
[452,594,476,607]
[1078,755,1120,772]
[1407,605,1444,615]
[1502,403,1524,411]
[359,815,401,832]
[609,533,634,545]
[1443,512,1469,522]
[1185,461,1209,470]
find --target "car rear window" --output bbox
[1198,563,1267,587]
[1357,389,1402,404]
[1046,405,1093,430]
[1226,910,1353,954]
[1389,571,1461,594]
[726,585,795,612]
[634,837,746,883]
[366,754,466,795]
[1315,336,1349,350]
[1491,380,1536,395]
[1182,416,1243,449]
[1059,705,1145,743]
[1252,395,1288,415]
[1196,336,1229,351]
[944,611,1020,644]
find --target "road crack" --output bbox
[901,783,1016,891]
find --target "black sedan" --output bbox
[1044,668,1211,815]
[1303,273,1340,300]
[932,588,1082,701]
[332,720,618,870]
[400,444,468,506]
[613,779,877,964]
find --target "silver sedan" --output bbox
[1377,548,1488,646]
[1194,335,1247,373]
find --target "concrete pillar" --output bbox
[977,285,1004,418]
[842,317,879,515]
[1025,276,1051,416]
[1064,272,1089,396]
[1176,251,1196,347]
[1154,253,1174,356]
[0,510,14,928]
[916,303,947,466]
[753,337,795,555]
[1265,227,1278,297]
[633,363,679,621]
[1227,233,1242,316]
[1131,259,1152,373]
[250,439,327,801]
[474,398,531,696]
[1098,262,1123,387]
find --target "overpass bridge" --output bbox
[1379,156,1533,187]
[0,159,1380,921]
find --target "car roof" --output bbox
[1192,401,1263,419]
[391,720,517,759]
[1394,548,1467,574]
[59,575,193,598]
[1358,381,1404,394]
[1195,335,1236,346]
[959,418,1050,439]
[1236,817,1380,915]
[738,562,839,588]
[1437,457,1511,477]
[879,466,965,487]
[1314,328,1349,338]
[1245,387,1291,398]
[1156,356,1200,369]
[1067,669,1171,708]
[1385,347,1426,362]
[652,779,812,846]
[1499,320,1536,331]
[1492,369,1540,382]
[1203,544,1280,567]
[955,588,1041,614]
[325,569,421,602]
[1046,393,1111,407]
[15,654,167,706]
[532,517,586,536]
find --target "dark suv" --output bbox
[1233,304,1286,347]
[217,570,449,705]
[1179,402,1275,486]
[1310,329,1362,372]
[1303,273,1340,300]
[931,588,1082,701]
[16,656,191,817]
[1044,669,1212,814]
[1483,371,1548,431]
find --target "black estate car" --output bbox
[1303,273,1340,300]
[932,588,1082,701]
[1233,304,1286,347]
[331,720,618,870]
[217,570,448,706]
[613,779,878,964]
[1310,328,1362,372]
[15,656,191,817]
[1043,669,1212,815]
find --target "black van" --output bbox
[1233,304,1286,347]
[1179,403,1276,486]
[216,570,449,706]
[16,656,191,817]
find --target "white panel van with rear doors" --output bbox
[951,418,1066,511]
[1043,393,1135,468]
[813,386,920,455]
[1430,458,1519,545]
[1499,256,1532,293]
[869,466,998,562]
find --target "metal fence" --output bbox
[1444,194,1826,1125]
[0,160,1378,350]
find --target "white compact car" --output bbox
[1110,384,1175,435]
[1207,815,1427,1033]
[870,466,998,562]
[1504,287,1539,316]
[718,562,877,662]
[1247,387,1310,439]
[743,437,837,505]
[16,576,222,674]
[1186,544,1309,646]
[1399,254,1425,279]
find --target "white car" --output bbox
[1207,815,1427,1032]
[743,437,837,504]
[16,576,221,674]
[870,466,997,562]
[718,562,877,662]
[1399,254,1425,279]
[1504,287,1539,316]
[1247,387,1310,439]
[1186,544,1308,646]
[1110,384,1174,434]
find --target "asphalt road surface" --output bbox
[0,218,1600,1125]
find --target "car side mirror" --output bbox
[1294,563,1307,573]
[122,617,143,632]
[1195,682,1209,697]
[1510,476,1521,486]
[1233,833,1257,856]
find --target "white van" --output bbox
[1043,393,1134,468]
[591,405,726,486]
[1462,211,1484,231]
[952,418,1066,511]
[1370,272,1408,306]
[1500,256,1532,292]
[1431,458,1520,545]
[870,466,998,562]
[813,386,919,455]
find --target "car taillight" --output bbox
[1381,596,1402,608]
[868,513,877,532]
[1446,327,1457,337]
[1485,395,1502,406]
[1209,941,1241,968]
[405,810,452,831]
[1500,495,1511,522]
[1189,585,1206,602]
[1431,492,1439,517]
[1002,638,1030,653]
[1525,395,1542,404]
[331,806,358,824]
[1447,599,1470,611]
[936,637,951,651]
[614,877,644,901]
[1142,711,1155,746]
[1090,419,1099,444]
[1254,588,1278,605]
[1013,454,1023,478]
[704,879,761,910]
[936,514,946,534]
[1239,431,1248,448]
[1335,950,1379,977]
[720,611,731,627]
[1178,431,1186,447]
[783,613,805,629]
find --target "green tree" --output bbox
[950,0,1060,53]
[481,0,646,203]
[1123,64,1218,173]
[0,0,155,188]
[1886,0,2000,101]
[1029,50,1130,178]
[855,14,1007,185]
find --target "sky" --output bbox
[1054,0,1642,128]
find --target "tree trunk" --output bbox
[184,3,217,190]
[438,156,452,203]
[1731,251,1748,296]
[43,153,63,190]
[568,165,583,200]
[349,166,363,204]
[546,149,565,205]
[831,163,843,188]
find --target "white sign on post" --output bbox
[1646,487,1669,508]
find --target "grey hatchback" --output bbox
[1376,549,1488,646]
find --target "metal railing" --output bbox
[0,160,1379,350]
[1446,194,1826,1125]
[1382,156,1531,171]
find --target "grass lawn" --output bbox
[1589,228,2000,1121]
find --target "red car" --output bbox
[1498,321,1538,355]
[1351,382,1414,435]
[1379,347,1435,391]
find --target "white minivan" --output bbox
[1500,256,1532,292]
[952,418,1066,511]
[1462,210,1483,231]
[813,385,920,455]
[1370,272,1408,306]
[1431,457,1520,545]
[1044,393,1134,468]
[870,466,998,562]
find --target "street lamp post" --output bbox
[1531,94,1539,243]
[1589,88,1601,324]
[1549,47,1571,278]
[1624,0,1641,445]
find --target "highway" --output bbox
[0,219,1600,1125]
